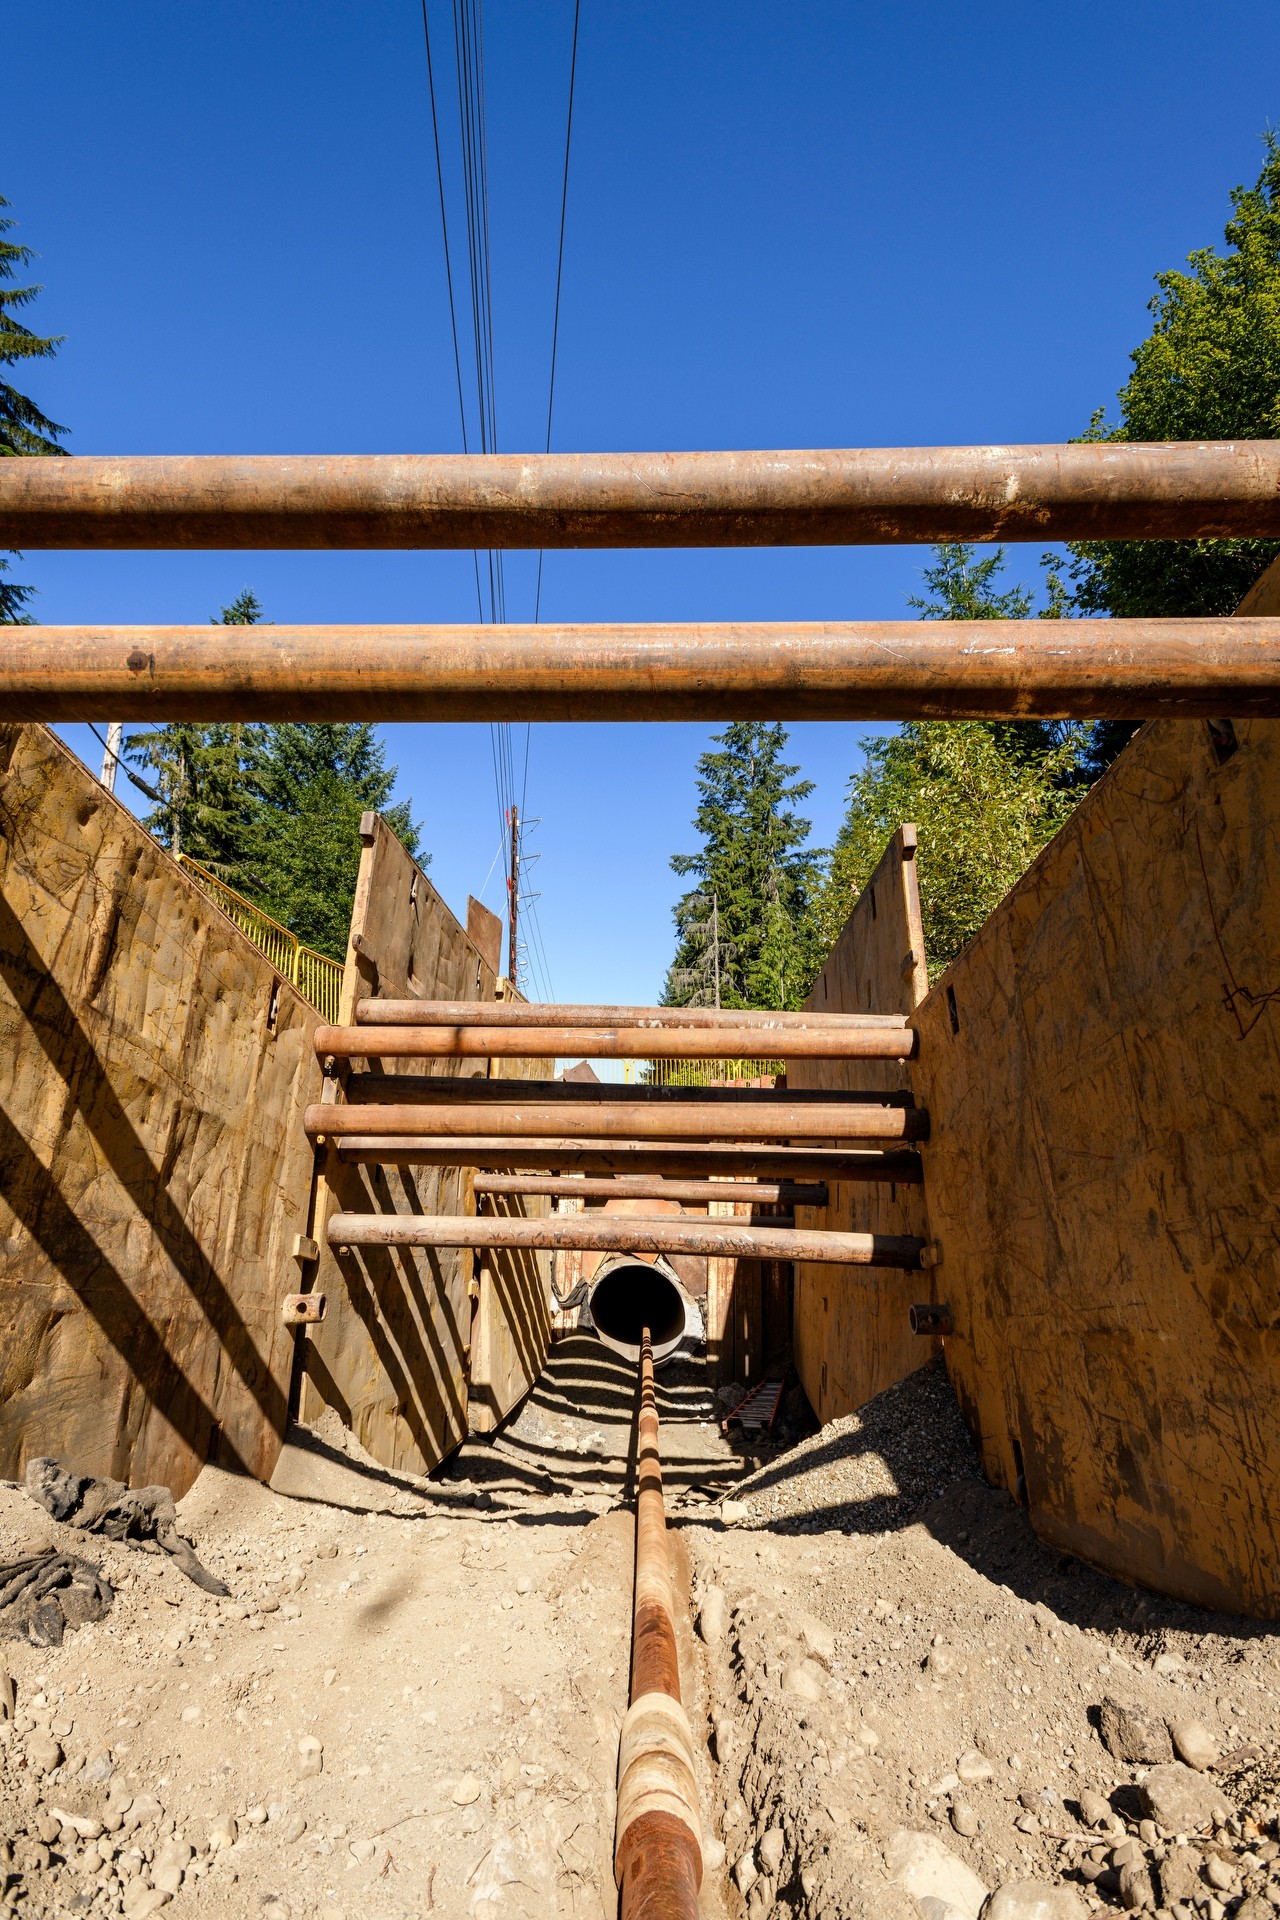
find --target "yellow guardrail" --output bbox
[625,1057,784,1087]
[176,855,344,1022]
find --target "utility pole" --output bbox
[712,890,720,1009]
[506,804,520,989]
[100,722,123,795]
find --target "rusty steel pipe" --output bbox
[353,1000,906,1032]
[331,1139,924,1181]
[325,1211,924,1266]
[342,1074,912,1107]
[7,618,1280,721]
[316,1020,913,1060]
[307,1099,925,1142]
[474,1173,828,1206]
[6,444,1280,550]
[616,1326,701,1920]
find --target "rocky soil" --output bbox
[685,1362,1280,1920]
[2,1348,1277,1920]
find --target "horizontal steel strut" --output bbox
[5,444,1280,548]
[325,1210,925,1267]
[5,619,1279,720]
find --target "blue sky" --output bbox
[7,0,1278,1002]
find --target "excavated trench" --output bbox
[3,1333,1280,1920]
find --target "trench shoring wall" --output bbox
[301,815,553,1463]
[787,826,932,1423]
[0,723,316,1496]
[914,717,1280,1617]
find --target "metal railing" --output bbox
[625,1057,783,1088]
[176,855,344,1022]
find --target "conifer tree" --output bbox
[664,723,823,1011]
[126,593,263,878]
[1,193,68,622]
[244,723,422,959]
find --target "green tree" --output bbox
[128,593,424,957]
[244,723,422,960]
[664,723,824,1011]
[1064,136,1280,773]
[815,544,1087,978]
[909,542,1081,764]
[126,594,263,877]
[816,723,1082,978]
[1,193,68,623]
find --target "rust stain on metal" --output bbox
[5,618,1278,721]
[4,444,1280,549]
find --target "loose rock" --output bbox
[781,1659,824,1703]
[1138,1764,1233,1833]
[1098,1698,1174,1765]
[885,1827,990,1920]
[982,1882,1090,1920]
[698,1586,728,1645]
[1169,1718,1218,1772]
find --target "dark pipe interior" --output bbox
[589,1261,686,1354]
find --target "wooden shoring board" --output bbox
[0,723,316,1496]
[786,826,933,1422]
[913,716,1280,1616]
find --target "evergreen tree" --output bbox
[244,724,422,960]
[664,723,824,1011]
[1,193,68,623]
[127,592,424,958]
[126,593,263,878]
[1064,135,1280,774]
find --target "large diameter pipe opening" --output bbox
[587,1257,696,1366]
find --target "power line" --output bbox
[533,0,582,627]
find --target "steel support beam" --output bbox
[6,444,1280,549]
[316,1021,914,1061]
[308,1100,924,1141]
[326,1210,925,1267]
[331,1139,923,1181]
[473,1173,826,1206]
[7,618,1279,721]
[352,1000,906,1031]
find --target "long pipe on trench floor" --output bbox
[6,444,1280,548]
[616,1326,702,1920]
[7,618,1280,722]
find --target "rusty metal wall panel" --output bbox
[913,718,1280,1615]
[0,724,316,1496]
[300,818,552,1465]
[787,827,933,1423]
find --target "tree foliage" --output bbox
[815,545,1086,978]
[816,723,1082,977]
[245,723,420,959]
[1,193,67,623]
[127,595,422,960]
[664,722,825,1011]
[1066,135,1280,624]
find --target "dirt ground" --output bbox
[2,1343,1278,1920]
